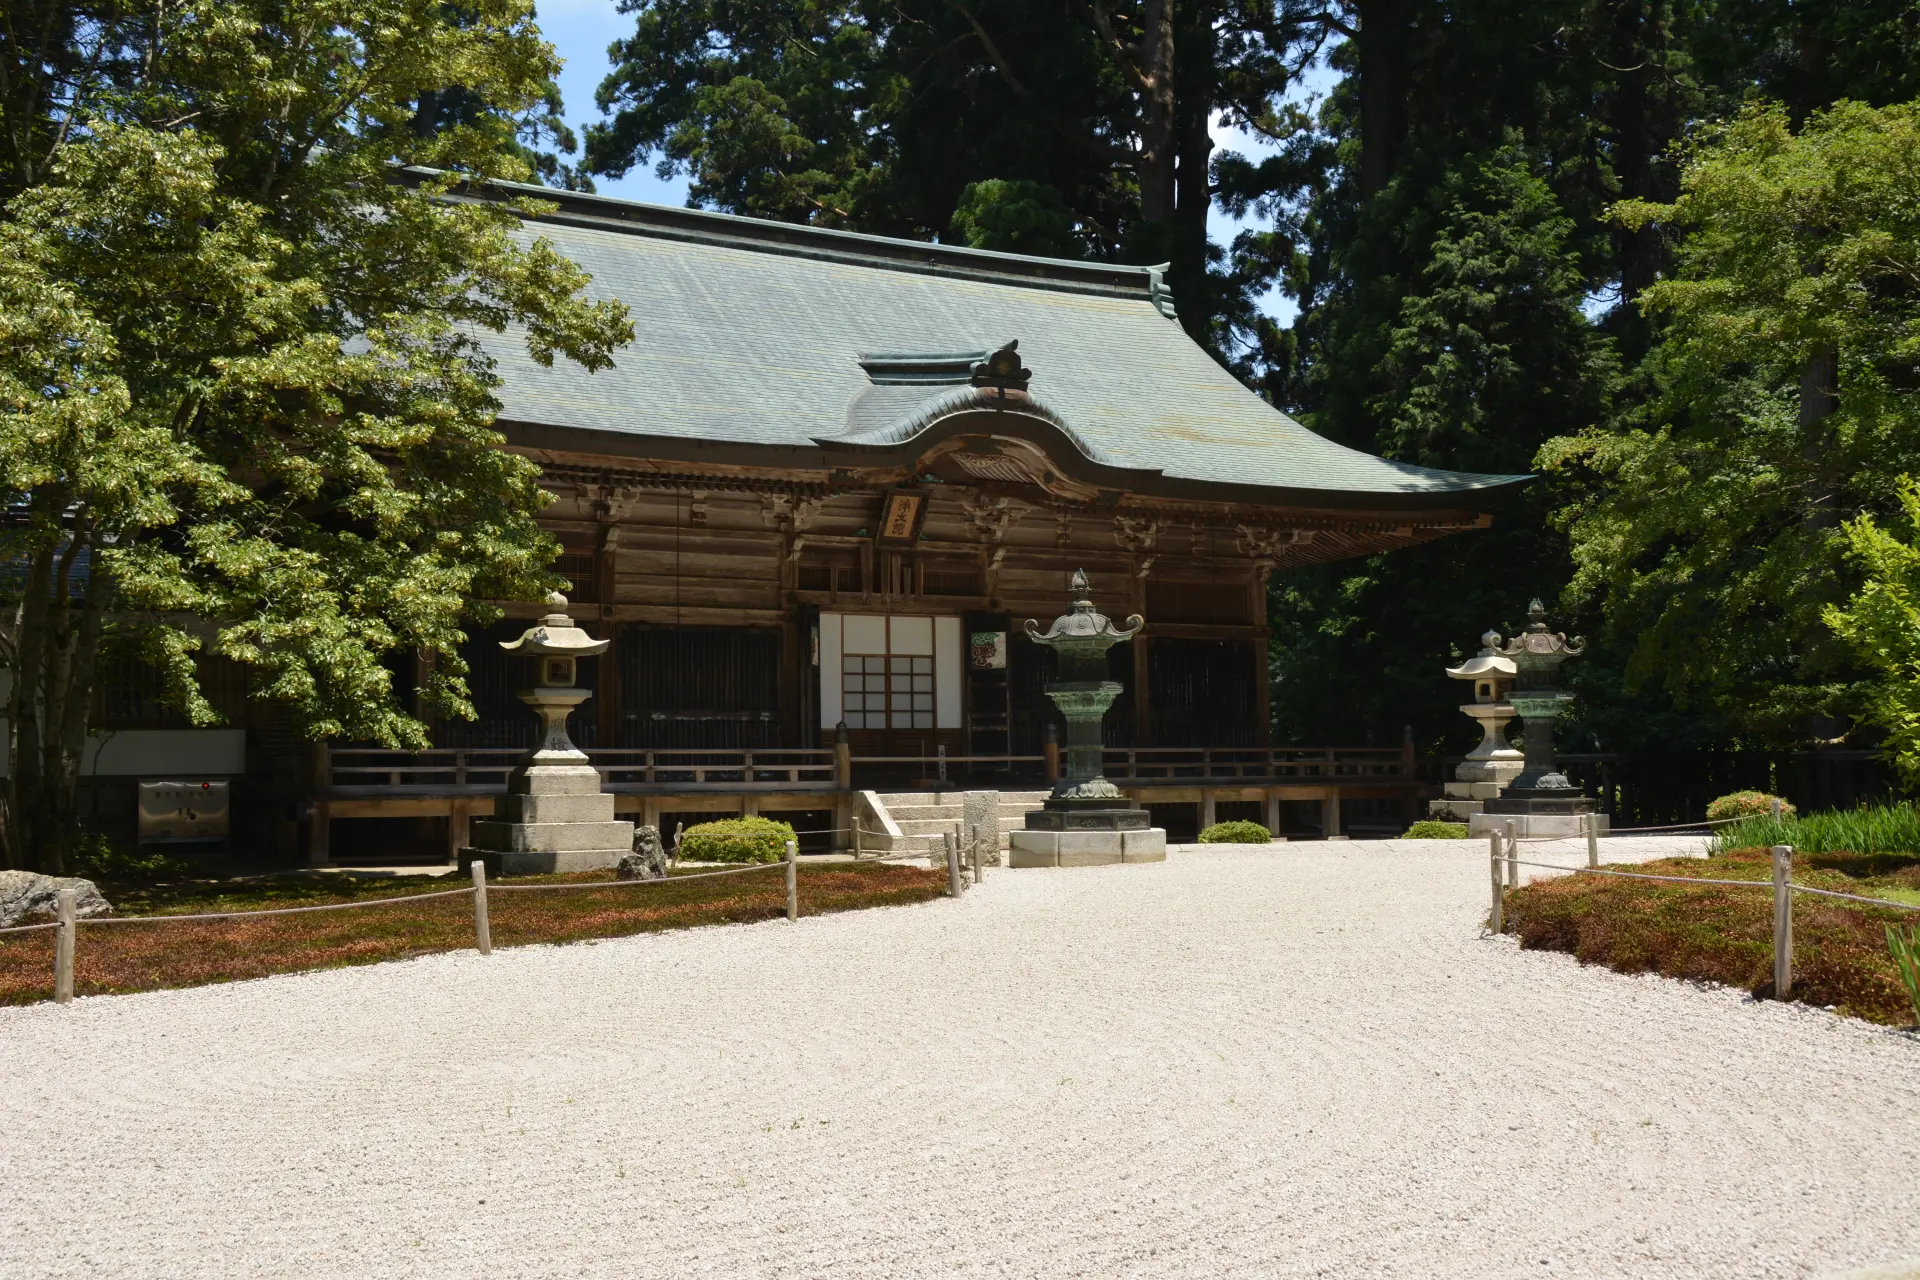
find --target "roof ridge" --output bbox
[413,169,1167,303]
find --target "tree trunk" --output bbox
[1136,0,1178,224]
[1170,0,1215,342]
[1356,0,1408,197]
[3,504,106,875]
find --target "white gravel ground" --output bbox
[3,837,1918,1279]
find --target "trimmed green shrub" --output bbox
[1403,820,1470,839]
[677,816,797,864]
[1199,820,1271,844]
[1705,790,1796,823]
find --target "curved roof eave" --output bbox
[499,412,1532,516]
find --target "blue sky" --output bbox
[536,1,1312,321]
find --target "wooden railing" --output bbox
[325,746,838,794]
[323,743,1421,795]
[1103,746,1414,784]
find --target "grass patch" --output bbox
[1503,846,1920,1025]
[1715,803,1920,858]
[0,862,946,1005]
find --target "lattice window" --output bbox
[841,653,933,729]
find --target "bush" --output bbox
[677,816,797,864]
[1403,820,1470,839]
[1705,790,1796,823]
[1198,820,1271,844]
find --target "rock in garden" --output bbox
[616,825,669,881]
[0,871,112,928]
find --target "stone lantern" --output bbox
[467,591,635,873]
[1007,570,1166,868]
[1469,600,1605,838]
[1427,632,1523,824]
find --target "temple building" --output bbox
[78,182,1529,861]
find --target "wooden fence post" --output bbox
[1772,844,1793,999]
[1489,841,1504,934]
[970,822,983,885]
[786,839,799,923]
[1504,820,1519,889]
[944,831,962,898]
[468,855,491,955]
[54,887,76,1004]
[1585,812,1599,868]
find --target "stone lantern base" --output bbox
[468,760,634,875]
[1008,799,1165,867]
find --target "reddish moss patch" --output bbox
[0,863,945,1005]
[1504,847,1920,1025]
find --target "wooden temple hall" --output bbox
[83,183,1529,862]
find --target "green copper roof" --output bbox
[471,181,1528,506]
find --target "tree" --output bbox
[0,0,634,873]
[1826,480,1920,787]
[583,1,1324,349]
[1540,101,1920,743]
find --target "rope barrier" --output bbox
[1504,856,1920,910]
[79,885,478,925]
[1783,882,1920,912]
[0,920,62,936]
[1605,817,1740,834]
[486,861,786,891]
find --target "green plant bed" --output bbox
[1404,820,1469,839]
[1715,803,1920,859]
[1503,846,1920,1025]
[1198,820,1271,844]
[677,816,798,863]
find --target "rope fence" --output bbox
[1487,832,1920,1000]
[19,817,992,1004]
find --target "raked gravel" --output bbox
[3,837,1918,1279]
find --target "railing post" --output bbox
[786,838,799,923]
[1585,812,1598,868]
[852,815,862,859]
[1488,838,1504,934]
[945,830,962,898]
[1772,844,1793,999]
[54,887,76,1004]
[471,861,492,956]
[1504,820,1519,889]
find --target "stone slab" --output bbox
[1468,812,1611,839]
[507,765,606,796]
[469,819,634,854]
[495,792,616,824]
[1007,827,1167,868]
[499,847,625,876]
[963,791,1001,867]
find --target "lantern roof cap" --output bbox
[1024,569,1143,646]
[499,591,611,657]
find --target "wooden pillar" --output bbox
[596,525,621,749]
[308,742,332,867]
[1265,789,1281,835]
[446,800,471,865]
[1201,792,1217,829]
[1133,635,1152,746]
[1321,789,1341,839]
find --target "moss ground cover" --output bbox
[1503,847,1920,1025]
[0,862,945,1005]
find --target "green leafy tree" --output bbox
[1826,480,1920,785]
[1541,101,1920,744]
[0,0,634,873]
